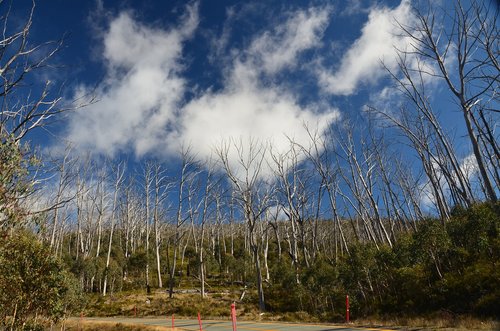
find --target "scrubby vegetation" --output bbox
[0,231,84,329]
[65,202,498,323]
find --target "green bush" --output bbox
[0,230,83,327]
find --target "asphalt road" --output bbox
[77,317,396,331]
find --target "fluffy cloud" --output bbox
[247,7,330,74]
[66,4,199,156]
[170,7,336,177]
[319,0,414,95]
[174,84,336,177]
[65,3,337,175]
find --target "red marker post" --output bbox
[172,314,175,329]
[198,311,203,331]
[231,302,237,331]
[346,295,350,323]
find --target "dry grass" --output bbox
[59,319,177,331]
[352,315,499,330]
[83,289,260,320]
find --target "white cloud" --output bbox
[65,3,199,157]
[319,0,414,95]
[173,85,337,177]
[247,7,330,74]
[340,0,373,16]
[363,86,403,115]
[64,4,337,178]
[169,7,337,178]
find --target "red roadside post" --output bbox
[172,314,175,329]
[346,295,350,323]
[231,302,237,331]
[198,311,203,331]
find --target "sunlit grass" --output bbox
[61,320,174,330]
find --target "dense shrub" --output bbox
[264,202,499,320]
[0,230,83,328]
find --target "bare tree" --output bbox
[168,147,197,298]
[120,177,142,279]
[339,124,393,247]
[216,137,273,312]
[393,0,498,202]
[191,157,221,298]
[0,1,93,230]
[369,129,415,234]
[74,159,94,260]
[48,145,77,251]
[269,144,301,272]
[368,105,452,221]
[270,141,317,278]
[151,162,170,289]
[141,162,154,292]
[103,161,125,296]
[300,127,350,260]
[0,1,65,142]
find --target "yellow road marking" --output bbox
[238,327,280,331]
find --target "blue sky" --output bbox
[15,0,408,159]
[10,0,497,207]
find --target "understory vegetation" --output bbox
[60,202,499,322]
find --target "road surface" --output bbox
[76,317,397,331]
